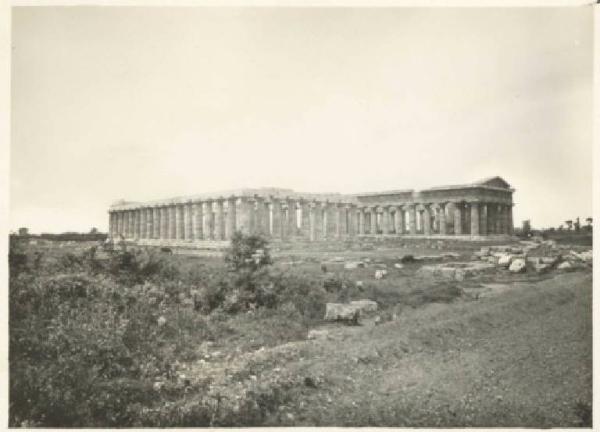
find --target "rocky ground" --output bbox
[176,237,593,427]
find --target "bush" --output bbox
[224,232,272,272]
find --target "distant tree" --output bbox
[89,227,98,234]
[586,217,592,226]
[574,217,581,232]
[558,224,564,231]
[522,220,532,237]
[565,220,573,231]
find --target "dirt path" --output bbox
[187,271,592,427]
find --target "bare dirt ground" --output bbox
[186,268,592,427]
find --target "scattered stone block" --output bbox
[497,254,513,267]
[307,329,329,340]
[349,299,378,313]
[508,259,526,273]
[557,261,573,271]
[440,267,457,279]
[541,256,560,266]
[324,303,360,323]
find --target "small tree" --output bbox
[565,220,573,231]
[224,231,272,272]
[574,217,581,232]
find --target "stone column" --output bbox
[492,204,499,234]
[128,210,133,237]
[499,205,507,234]
[193,202,203,240]
[114,211,120,238]
[235,197,252,235]
[214,199,224,240]
[127,210,134,238]
[151,207,159,239]
[370,207,378,235]
[167,205,176,239]
[253,197,265,236]
[287,199,297,238]
[226,197,236,239]
[124,211,130,238]
[394,206,404,234]
[270,199,282,239]
[173,204,182,240]
[470,202,480,235]
[423,205,432,236]
[248,200,256,235]
[479,203,488,235]
[108,212,114,238]
[160,206,168,239]
[126,210,132,238]
[300,200,310,238]
[144,208,152,239]
[112,212,118,237]
[486,204,494,234]
[438,203,447,235]
[508,204,514,235]
[138,208,145,239]
[202,201,212,239]
[137,209,143,238]
[117,211,123,237]
[408,205,417,235]
[263,200,271,235]
[113,212,118,237]
[334,204,342,238]
[310,201,322,241]
[358,208,365,235]
[121,210,127,238]
[379,206,388,235]
[145,207,152,239]
[183,202,192,240]
[121,211,127,237]
[347,204,356,237]
[453,202,463,235]
[496,204,503,234]
[124,210,130,238]
[322,202,333,239]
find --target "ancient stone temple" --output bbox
[108,176,515,247]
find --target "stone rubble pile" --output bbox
[472,238,592,274]
[415,238,591,280]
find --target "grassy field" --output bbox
[8,234,593,427]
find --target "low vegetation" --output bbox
[11,233,434,426]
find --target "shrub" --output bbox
[224,232,272,272]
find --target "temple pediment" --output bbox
[475,176,512,189]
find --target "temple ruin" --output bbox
[108,176,515,247]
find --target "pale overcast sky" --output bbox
[10,6,592,233]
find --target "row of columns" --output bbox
[109,198,514,241]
